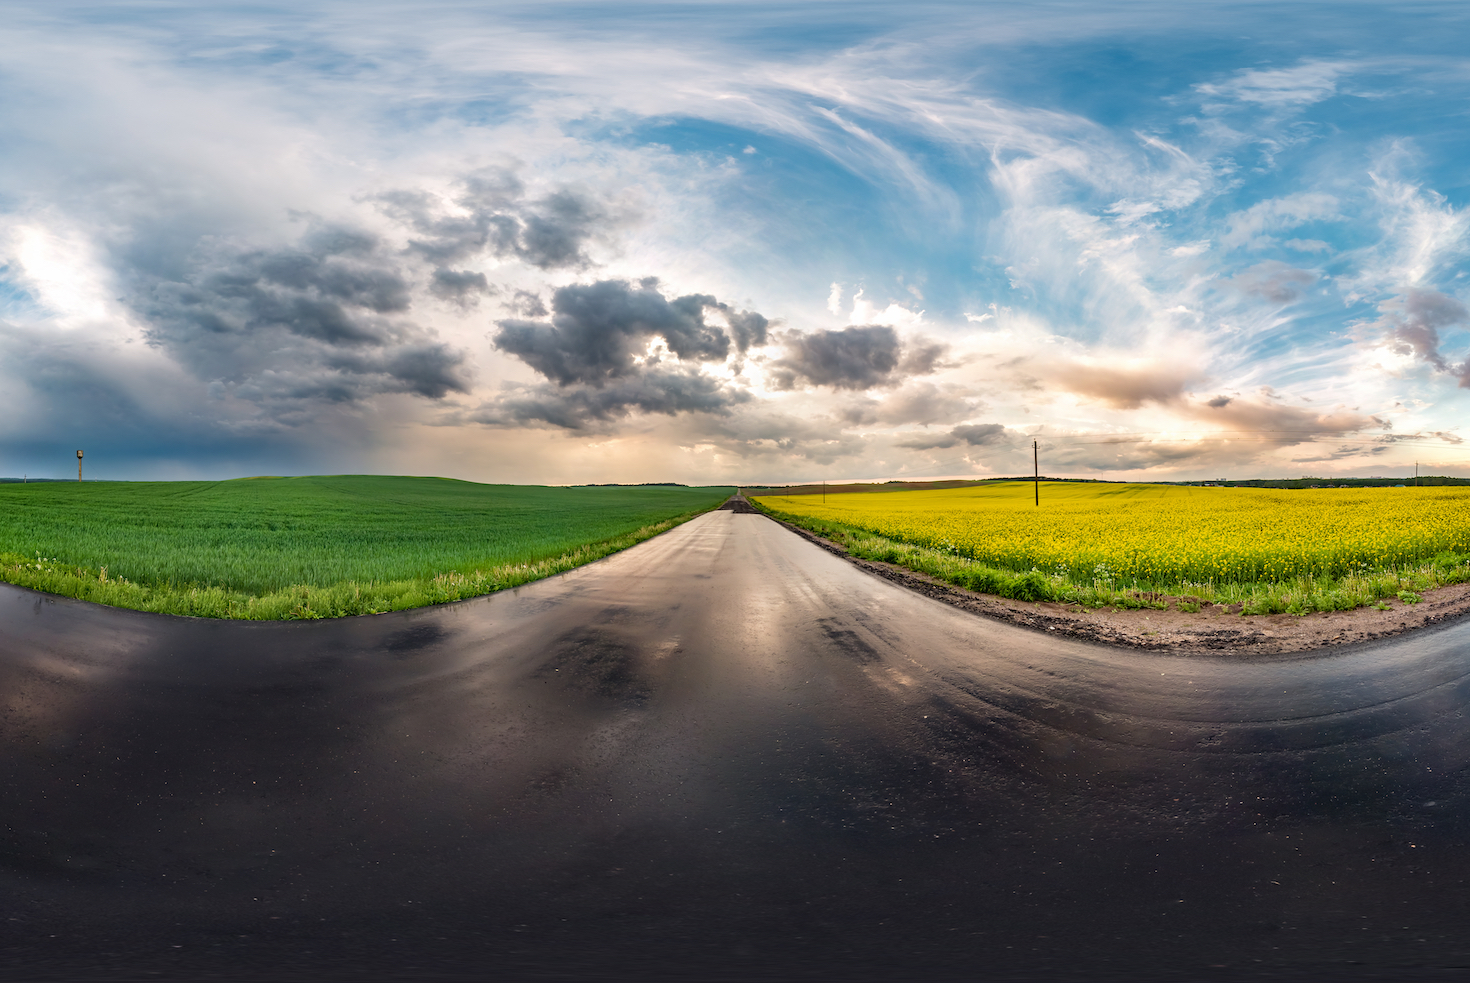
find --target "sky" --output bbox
[3,1,1470,485]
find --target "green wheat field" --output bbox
[0,476,731,619]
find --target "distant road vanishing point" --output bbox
[3,505,1470,980]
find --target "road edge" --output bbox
[751,505,1470,657]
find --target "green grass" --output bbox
[0,476,731,619]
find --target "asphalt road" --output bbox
[3,506,1470,981]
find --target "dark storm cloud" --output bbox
[507,290,548,317]
[325,342,469,399]
[0,319,325,477]
[476,368,749,431]
[1,322,154,428]
[494,277,767,384]
[771,325,947,391]
[428,268,494,305]
[1375,288,1469,378]
[772,325,896,390]
[898,339,949,376]
[953,423,1008,445]
[379,168,622,272]
[897,422,1011,450]
[130,222,470,416]
[484,278,770,430]
[726,309,770,351]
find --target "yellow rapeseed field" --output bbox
[754,482,1470,588]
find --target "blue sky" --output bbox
[3,1,1470,483]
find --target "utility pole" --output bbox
[822,479,826,504]
[77,449,83,482]
[1416,461,1420,487]
[1033,438,1039,507]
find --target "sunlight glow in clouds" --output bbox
[1,1,1469,483]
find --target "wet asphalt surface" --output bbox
[4,508,1470,981]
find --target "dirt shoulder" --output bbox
[768,515,1470,657]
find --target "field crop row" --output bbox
[0,476,731,618]
[754,482,1470,613]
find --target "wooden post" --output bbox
[1033,439,1039,506]
[77,449,83,482]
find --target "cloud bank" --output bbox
[1,3,1468,483]
[483,278,766,428]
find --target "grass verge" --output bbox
[1,512,706,620]
[0,477,731,592]
[753,501,1467,615]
